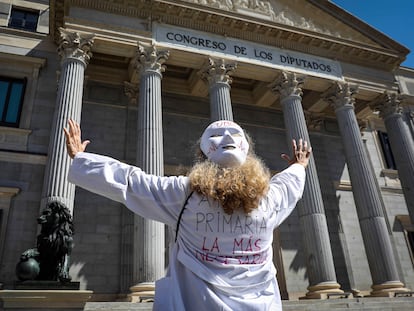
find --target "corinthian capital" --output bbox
[199,58,237,86]
[269,71,304,99]
[322,82,358,111]
[136,43,170,76]
[57,28,95,66]
[369,92,402,120]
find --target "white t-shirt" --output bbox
[68,152,306,311]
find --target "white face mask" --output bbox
[200,120,249,168]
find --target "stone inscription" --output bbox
[154,23,343,80]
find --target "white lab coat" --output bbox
[68,152,306,311]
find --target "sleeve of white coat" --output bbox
[67,152,190,226]
[266,163,306,228]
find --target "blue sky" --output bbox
[331,0,413,69]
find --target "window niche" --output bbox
[376,130,400,185]
[0,76,26,127]
[0,53,45,152]
[8,7,39,32]
[377,130,397,170]
[396,215,414,267]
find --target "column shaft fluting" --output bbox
[324,83,408,296]
[371,93,414,224]
[210,82,233,121]
[270,72,342,298]
[120,82,139,293]
[41,29,94,213]
[200,58,236,121]
[132,44,169,288]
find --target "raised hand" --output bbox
[63,119,90,159]
[281,139,312,168]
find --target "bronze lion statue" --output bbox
[16,201,74,282]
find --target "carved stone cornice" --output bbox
[369,92,403,120]
[199,58,237,86]
[269,71,304,99]
[57,28,95,65]
[322,82,358,111]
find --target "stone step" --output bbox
[83,297,414,311]
[282,297,414,311]
[84,302,153,311]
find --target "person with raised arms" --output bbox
[64,119,311,311]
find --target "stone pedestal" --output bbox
[14,281,80,290]
[370,281,411,297]
[128,282,155,303]
[0,289,93,310]
[300,283,347,299]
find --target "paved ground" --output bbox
[83,297,414,311]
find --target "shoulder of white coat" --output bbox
[285,163,306,177]
[73,152,120,163]
[270,163,306,182]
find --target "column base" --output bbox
[369,281,411,297]
[299,282,346,300]
[0,289,93,309]
[128,282,155,303]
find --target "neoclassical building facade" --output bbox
[1,0,414,302]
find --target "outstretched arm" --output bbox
[63,119,90,159]
[281,139,312,168]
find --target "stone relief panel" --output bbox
[180,0,275,17]
[179,0,377,44]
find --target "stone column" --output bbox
[118,82,139,294]
[270,71,343,299]
[199,58,236,121]
[323,83,409,296]
[129,44,169,301]
[370,93,414,224]
[41,28,94,213]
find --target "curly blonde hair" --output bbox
[188,154,270,215]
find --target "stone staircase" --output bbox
[282,297,414,310]
[83,297,414,311]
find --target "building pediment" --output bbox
[50,0,408,71]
